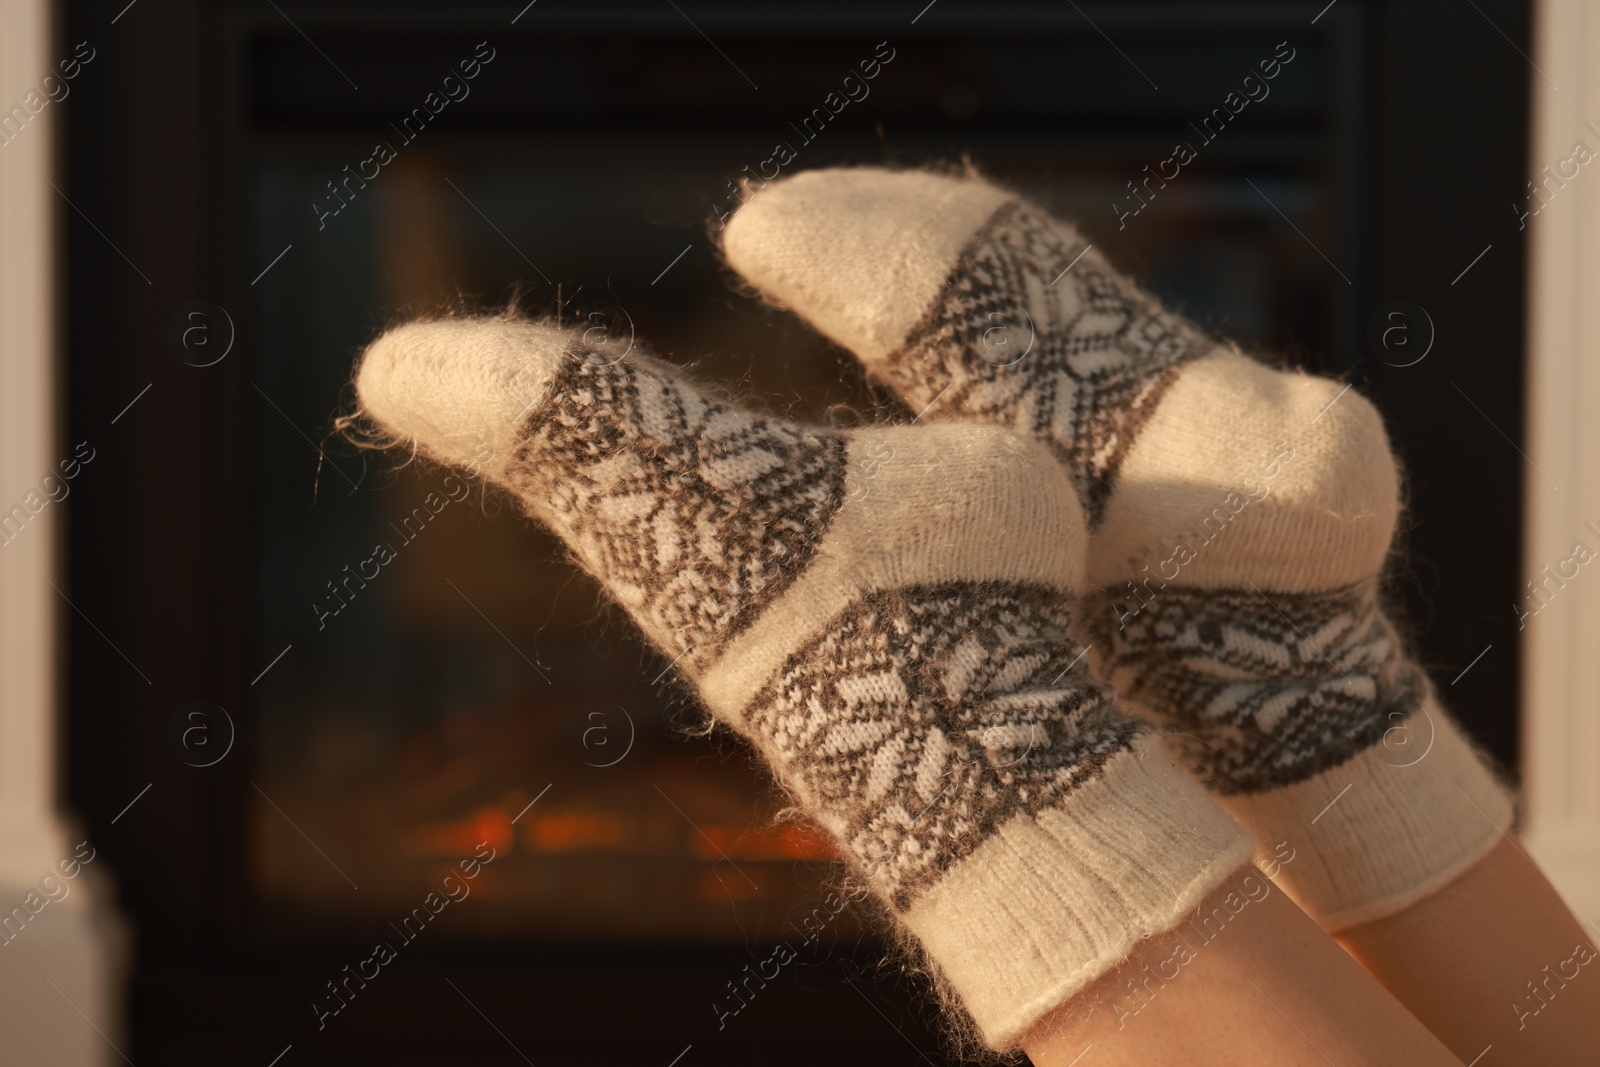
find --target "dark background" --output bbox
[60,0,1531,1063]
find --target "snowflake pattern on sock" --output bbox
[1085,579,1428,795]
[882,200,1214,525]
[498,336,1146,913]
[504,341,848,673]
[743,580,1143,909]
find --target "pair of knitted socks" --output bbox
[354,166,1512,1049]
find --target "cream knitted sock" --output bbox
[353,315,1251,1047]
[723,165,1515,932]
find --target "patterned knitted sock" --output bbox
[723,165,1515,932]
[353,315,1251,1047]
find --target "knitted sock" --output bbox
[353,315,1251,1047]
[723,166,1515,931]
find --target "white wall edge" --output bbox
[1521,0,1600,923]
[0,1,125,1063]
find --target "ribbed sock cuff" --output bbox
[1213,697,1515,931]
[900,732,1254,1048]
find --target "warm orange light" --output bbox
[407,804,514,857]
[688,821,843,862]
[524,809,631,852]
[474,806,514,853]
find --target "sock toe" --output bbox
[724,166,1011,362]
[354,316,569,473]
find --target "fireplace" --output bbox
[61,2,1531,1062]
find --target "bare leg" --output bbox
[1335,838,1600,1067]
[1023,864,1463,1066]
